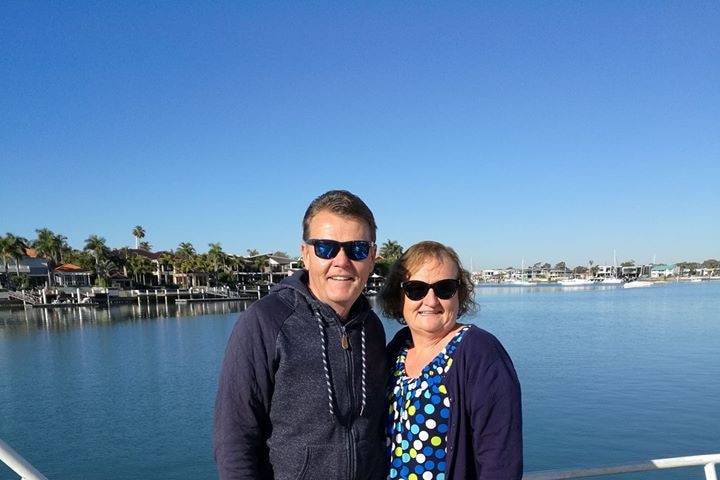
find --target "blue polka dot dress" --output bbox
[387,326,469,480]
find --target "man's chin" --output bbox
[327,286,362,304]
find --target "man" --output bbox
[214,190,388,480]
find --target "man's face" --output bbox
[301,210,375,319]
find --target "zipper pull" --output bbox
[341,334,350,350]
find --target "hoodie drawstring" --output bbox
[315,310,367,418]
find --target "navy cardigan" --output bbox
[388,325,523,479]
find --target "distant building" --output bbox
[53,264,92,287]
[651,264,678,278]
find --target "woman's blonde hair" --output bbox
[380,240,476,323]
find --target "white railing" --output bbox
[0,438,48,480]
[523,453,720,480]
[3,437,716,480]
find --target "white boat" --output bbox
[558,278,595,287]
[623,280,653,289]
[503,278,536,286]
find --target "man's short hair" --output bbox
[302,190,377,242]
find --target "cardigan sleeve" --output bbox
[463,328,523,479]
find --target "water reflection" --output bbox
[0,300,251,334]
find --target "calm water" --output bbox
[1,282,718,479]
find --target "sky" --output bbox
[2,1,718,270]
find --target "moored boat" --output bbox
[623,280,653,288]
[558,278,595,287]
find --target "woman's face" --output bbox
[402,253,460,338]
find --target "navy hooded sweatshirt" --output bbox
[214,271,388,480]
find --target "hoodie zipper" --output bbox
[340,323,358,479]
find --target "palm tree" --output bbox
[138,240,152,251]
[132,225,146,249]
[33,228,67,264]
[0,234,12,275]
[379,240,403,261]
[94,258,117,287]
[158,253,174,286]
[0,233,27,276]
[128,253,154,287]
[174,242,197,286]
[207,242,227,285]
[33,228,67,286]
[84,235,109,271]
[176,242,196,260]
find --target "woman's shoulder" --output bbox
[460,323,500,343]
[457,324,511,358]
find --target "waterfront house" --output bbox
[53,263,93,287]
[620,264,653,279]
[0,248,52,287]
[651,264,678,278]
[263,254,300,284]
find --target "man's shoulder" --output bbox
[240,290,297,327]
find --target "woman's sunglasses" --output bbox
[400,279,460,301]
[305,239,375,261]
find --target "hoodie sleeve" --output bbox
[213,303,280,479]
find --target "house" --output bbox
[53,264,93,287]
[620,264,653,279]
[596,265,616,278]
[264,254,300,283]
[651,264,678,278]
[0,248,52,287]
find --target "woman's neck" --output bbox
[404,323,463,377]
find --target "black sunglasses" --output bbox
[305,239,375,261]
[400,279,460,301]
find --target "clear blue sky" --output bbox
[2,1,718,269]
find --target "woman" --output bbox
[380,241,522,480]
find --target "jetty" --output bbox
[2,285,266,309]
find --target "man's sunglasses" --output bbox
[400,279,460,301]
[305,239,375,261]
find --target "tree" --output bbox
[138,240,152,251]
[158,253,174,285]
[245,249,267,273]
[132,225,146,249]
[128,253,154,286]
[0,233,27,276]
[176,242,196,260]
[621,260,636,267]
[33,228,69,286]
[84,235,109,268]
[554,261,567,271]
[702,259,719,269]
[94,258,118,287]
[33,228,67,265]
[173,242,197,286]
[207,242,227,285]
[379,240,403,261]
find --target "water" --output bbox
[1,283,718,479]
